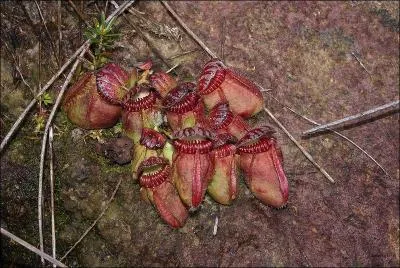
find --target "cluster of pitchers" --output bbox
[63,59,289,228]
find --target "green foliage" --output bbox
[32,92,53,133]
[84,12,121,69]
[33,113,46,133]
[40,92,53,106]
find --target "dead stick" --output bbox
[1,228,67,267]
[161,2,334,183]
[351,52,371,75]
[264,106,335,183]
[60,176,123,261]
[38,45,89,264]
[303,100,399,136]
[49,126,56,267]
[0,0,134,154]
[266,92,391,178]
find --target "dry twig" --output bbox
[166,63,180,73]
[351,51,372,75]
[38,45,89,263]
[160,1,335,183]
[49,126,57,267]
[263,106,335,183]
[168,49,199,60]
[265,93,391,178]
[60,176,124,261]
[303,100,399,136]
[1,228,67,267]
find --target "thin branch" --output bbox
[60,176,123,261]
[35,0,61,66]
[160,1,218,59]
[38,8,44,263]
[265,92,391,178]
[38,45,89,266]
[49,126,57,267]
[0,0,134,154]
[161,2,334,183]
[213,216,219,236]
[1,228,67,267]
[351,51,372,76]
[166,63,180,73]
[303,100,399,136]
[264,106,335,183]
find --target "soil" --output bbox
[1,1,399,267]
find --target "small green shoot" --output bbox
[33,113,46,133]
[84,12,121,69]
[41,92,53,106]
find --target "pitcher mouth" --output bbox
[173,139,213,154]
[173,126,215,141]
[138,157,170,188]
[140,128,167,149]
[122,85,157,112]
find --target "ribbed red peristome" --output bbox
[237,137,272,154]
[211,144,236,158]
[166,93,199,114]
[139,164,170,188]
[173,139,213,154]
[237,125,276,147]
[140,128,167,149]
[122,90,156,112]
